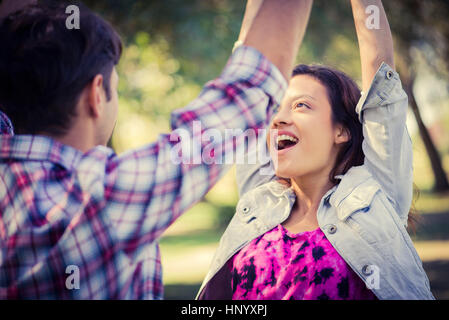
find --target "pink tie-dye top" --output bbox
[230,224,377,300]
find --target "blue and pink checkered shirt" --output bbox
[0,46,287,299]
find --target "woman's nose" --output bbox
[272,107,291,128]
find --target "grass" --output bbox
[159,200,227,287]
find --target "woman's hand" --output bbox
[350,0,394,92]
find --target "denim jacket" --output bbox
[196,63,435,300]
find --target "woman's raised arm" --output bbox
[350,0,394,92]
[351,0,413,226]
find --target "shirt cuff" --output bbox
[221,45,288,114]
[355,62,403,123]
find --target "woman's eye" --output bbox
[294,102,309,109]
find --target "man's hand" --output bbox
[0,0,37,20]
[238,0,313,81]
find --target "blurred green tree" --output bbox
[383,0,449,191]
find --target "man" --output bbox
[0,0,312,299]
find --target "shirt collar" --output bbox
[0,134,85,171]
[265,178,340,208]
[322,174,344,206]
[328,166,372,208]
[0,111,14,135]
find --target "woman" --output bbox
[197,0,434,300]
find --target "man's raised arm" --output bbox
[240,0,313,81]
[104,0,315,249]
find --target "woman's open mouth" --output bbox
[276,134,299,151]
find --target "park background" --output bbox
[83,0,449,299]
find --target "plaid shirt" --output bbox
[0,46,287,299]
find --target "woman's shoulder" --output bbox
[331,165,379,202]
[330,164,399,221]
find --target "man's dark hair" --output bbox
[0,1,122,135]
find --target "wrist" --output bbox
[232,40,244,53]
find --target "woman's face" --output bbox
[269,74,349,180]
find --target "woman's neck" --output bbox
[291,173,335,212]
[282,172,335,233]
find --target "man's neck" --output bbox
[38,126,98,154]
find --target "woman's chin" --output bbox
[274,167,305,180]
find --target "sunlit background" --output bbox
[83,0,449,299]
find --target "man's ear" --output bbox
[335,124,350,145]
[87,74,105,118]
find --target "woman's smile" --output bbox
[275,130,299,155]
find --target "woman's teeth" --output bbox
[276,135,298,144]
[276,134,298,150]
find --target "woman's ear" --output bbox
[335,125,350,145]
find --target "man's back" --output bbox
[0,132,162,298]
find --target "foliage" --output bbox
[383,0,449,78]
[112,31,201,152]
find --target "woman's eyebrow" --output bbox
[290,94,317,101]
